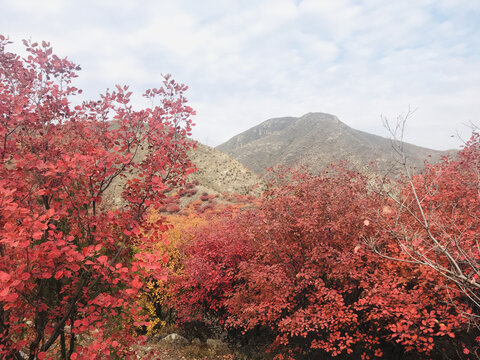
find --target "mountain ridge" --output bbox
[216,112,452,175]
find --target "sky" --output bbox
[2,0,479,150]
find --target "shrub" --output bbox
[176,166,470,359]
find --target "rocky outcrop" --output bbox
[158,333,189,346]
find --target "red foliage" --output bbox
[165,204,181,213]
[173,205,254,322]
[369,132,480,355]
[0,37,195,359]
[176,166,470,358]
[377,133,480,304]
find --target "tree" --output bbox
[177,166,468,359]
[368,113,480,331]
[139,208,209,336]
[0,36,195,359]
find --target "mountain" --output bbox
[216,112,451,175]
[106,140,262,209]
[186,142,263,197]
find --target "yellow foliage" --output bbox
[140,207,209,336]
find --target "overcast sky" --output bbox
[2,0,479,150]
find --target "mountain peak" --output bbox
[216,113,449,175]
[299,112,338,120]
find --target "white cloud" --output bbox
[1,0,479,150]
[5,0,68,16]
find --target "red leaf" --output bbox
[0,271,11,282]
[97,255,108,265]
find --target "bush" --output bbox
[176,166,470,359]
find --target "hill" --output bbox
[216,112,451,175]
[184,142,263,199]
[106,140,262,209]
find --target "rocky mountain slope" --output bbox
[106,140,262,209]
[185,141,263,198]
[217,112,451,175]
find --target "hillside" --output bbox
[106,140,262,208]
[216,112,452,175]
[184,142,263,200]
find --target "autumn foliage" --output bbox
[175,165,475,359]
[2,34,479,360]
[140,208,209,336]
[371,132,480,318]
[0,36,194,359]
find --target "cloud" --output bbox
[5,0,68,17]
[1,0,479,149]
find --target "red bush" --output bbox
[166,204,181,213]
[174,206,254,322]
[176,166,469,358]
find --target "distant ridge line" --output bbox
[216,112,452,175]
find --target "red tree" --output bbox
[177,166,470,359]
[173,205,255,323]
[0,36,195,359]
[368,131,480,355]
